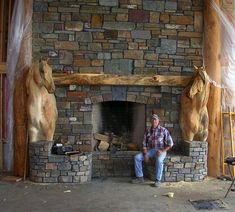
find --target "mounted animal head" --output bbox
[39,58,55,93]
[188,66,209,99]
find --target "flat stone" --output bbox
[55,87,67,98]
[91,15,103,28]
[55,41,79,50]
[104,30,118,39]
[129,10,150,23]
[80,5,110,14]
[143,1,165,11]
[160,14,170,23]
[58,7,79,13]
[112,87,127,101]
[43,178,58,183]
[104,59,133,75]
[65,21,83,31]
[174,59,191,67]
[178,32,201,38]
[103,22,135,30]
[144,52,158,60]
[165,1,177,11]
[99,0,118,6]
[88,43,102,51]
[156,39,177,54]
[116,13,128,21]
[58,176,73,183]
[136,95,148,104]
[194,11,203,32]
[73,124,92,133]
[59,50,73,65]
[131,30,151,39]
[191,38,202,48]
[44,12,59,21]
[76,32,92,42]
[114,43,128,50]
[124,50,144,60]
[170,15,193,25]
[33,2,48,12]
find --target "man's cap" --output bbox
[152,114,159,120]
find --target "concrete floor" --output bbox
[0,176,234,212]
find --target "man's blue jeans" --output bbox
[134,149,166,181]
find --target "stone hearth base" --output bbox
[145,141,208,182]
[29,141,207,183]
[93,141,208,182]
[29,141,92,183]
[92,151,136,178]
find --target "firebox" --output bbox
[92,101,145,152]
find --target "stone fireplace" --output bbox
[55,85,182,152]
[29,0,207,183]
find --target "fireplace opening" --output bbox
[92,101,145,152]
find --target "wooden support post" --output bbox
[13,0,32,177]
[204,0,221,177]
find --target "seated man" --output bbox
[132,114,173,187]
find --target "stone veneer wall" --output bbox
[29,141,92,183]
[145,141,208,181]
[92,151,136,177]
[32,0,204,150]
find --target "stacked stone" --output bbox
[145,141,208,182]
[29,141,92,183]
[33,0,203,74]
[92,151,135,177]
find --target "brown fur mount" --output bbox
[180,66,210,141]
[26,59,58,143]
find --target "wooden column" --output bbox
[13,0,32,177]
[204,0,221,177]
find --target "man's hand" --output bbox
[157,146,171,156]
[156,149,164,156]
[142,147,149,162]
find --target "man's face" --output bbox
[151,118,159,128]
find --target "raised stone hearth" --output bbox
[145,141,208,182]
[29,140,207,183]
[29,141,92,183]
[93,141,207,182]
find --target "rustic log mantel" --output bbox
[53,73,192,87]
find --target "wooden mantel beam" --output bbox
[53,73,192,87]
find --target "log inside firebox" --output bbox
[94,133,139,151]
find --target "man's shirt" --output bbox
[142,125,173,150]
